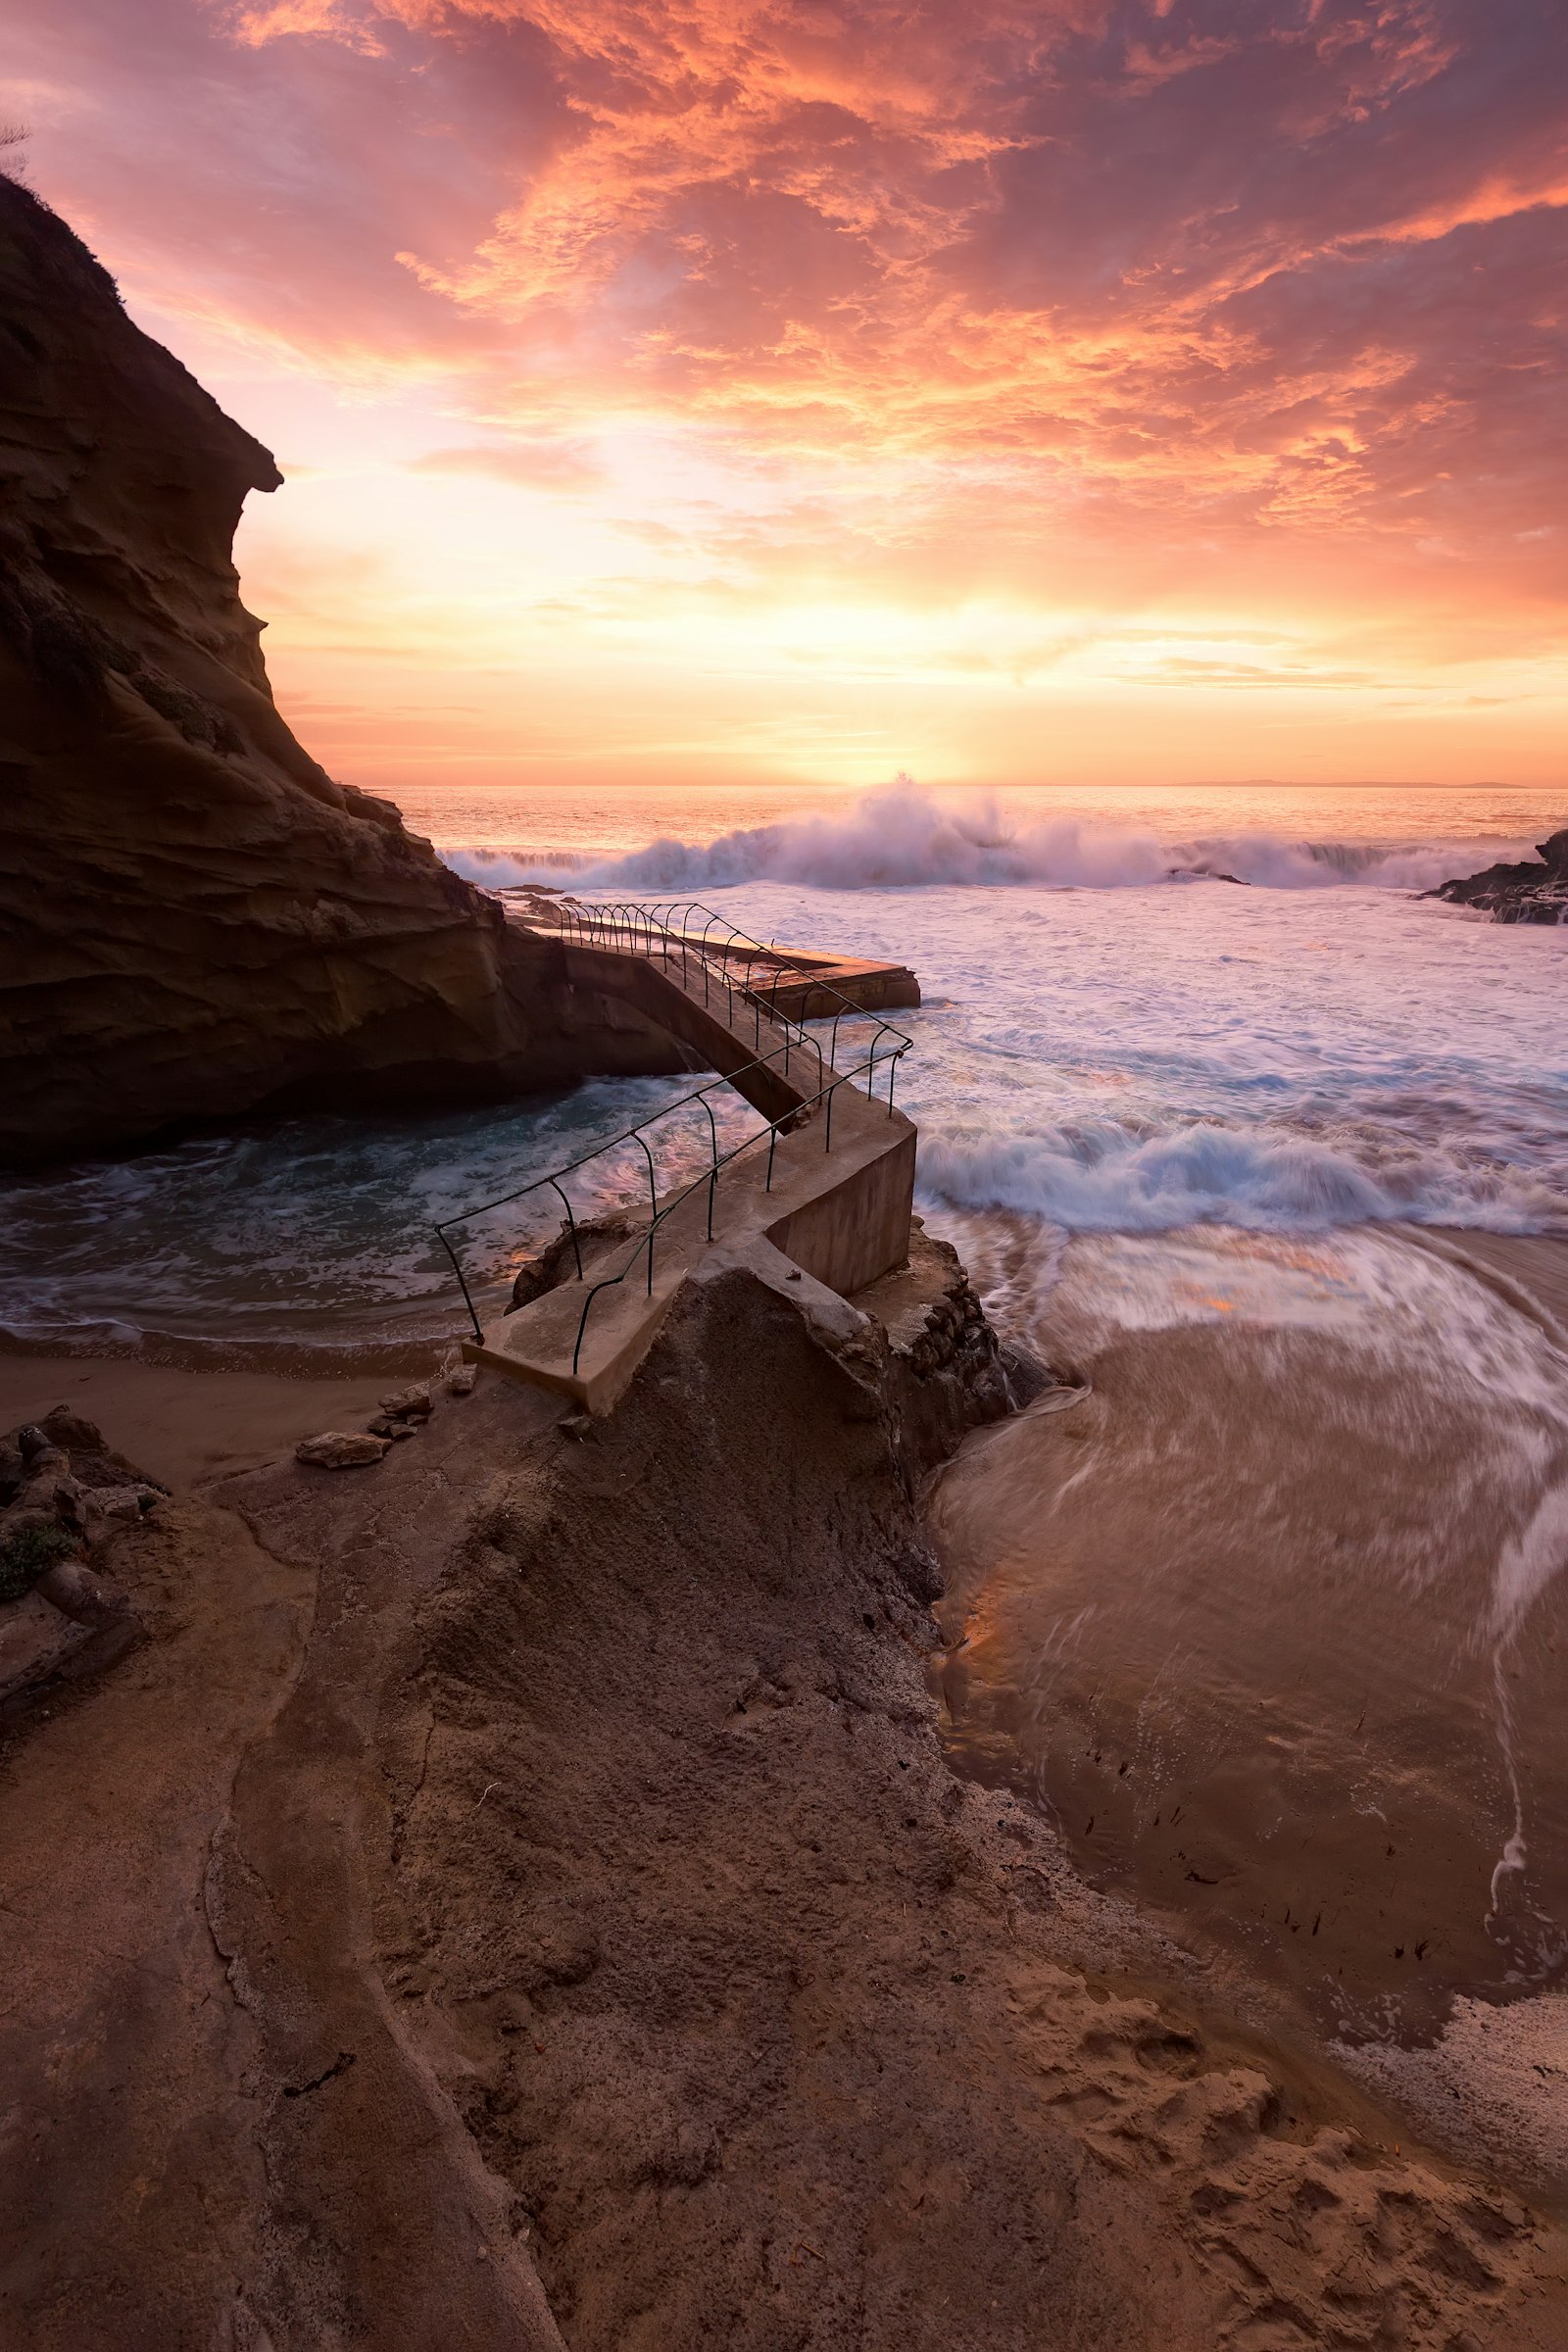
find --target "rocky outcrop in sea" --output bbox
[1427,826,1568,923]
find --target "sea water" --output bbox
[1,779,1563,1363]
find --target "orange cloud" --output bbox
[6,0,1564,787]
[410,439,606,490]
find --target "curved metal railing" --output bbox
[546,893,910,1059]
[434,892,914,1357]
[563,1035,899,1373]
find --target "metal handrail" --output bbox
[544,896,912,1085]
[432,1027,833,1343]
[435,892,915,1350]
[548,894,912,1053]
[567,1035,904,1374]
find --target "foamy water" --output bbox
[2,780,1563,1358]
[928,1220,1568,2050]
[432,778,1568,1240]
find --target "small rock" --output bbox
[39,1407,107,1451]
[368,1416,417,1441]
[444,1362,478,1396]
[83,1485,156,1538]
[296,1431,391,1469]
[17,1439,68,1480]
[35,1554,126,1626]
[377,1385,433,1420]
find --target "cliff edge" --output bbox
[0,177,674,1167]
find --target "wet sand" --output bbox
[0,1356,397,1490]
[930,1224,1568,2195]
[6,1257,1568,2339]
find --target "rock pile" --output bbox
[294,1351,478,1469]
[1428,826,1568,923]
[0,1407,163,1699]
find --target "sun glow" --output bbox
[11,0,1564,790]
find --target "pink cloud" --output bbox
[409,438,605,489]
[3,0,1563,779]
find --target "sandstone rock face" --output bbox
[0,176,678,1167]
[1429,826,1568,924]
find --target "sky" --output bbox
[4,0,1566,795]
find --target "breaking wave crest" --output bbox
[440,781,1529,896]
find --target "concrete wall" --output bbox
[764,1122,916,1298]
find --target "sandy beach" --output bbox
[0,1357,401,1491]
[7,1254,1568,2347]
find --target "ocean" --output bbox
[9,774,1568,2073]
[1,779,1563,1364]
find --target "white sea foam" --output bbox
[916,1116,1567,1237]
[439,780,1540,896]
[923,1120,1413,1233]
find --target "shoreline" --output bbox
[0,1355,399,1491]
[929,1220,1568,2205]
[0,1223,1560,1458]
[2,1230,1567,2339]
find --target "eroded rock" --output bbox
[0,176,686,1168]
[295,1431,391,1469]
[377,1385,433,1421]
[1428,826,1568,924]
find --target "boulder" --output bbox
[34,1553,126,1627]
[38,1407,108,1451]
[377,1385,433,1420]
[296,1432,391,1470]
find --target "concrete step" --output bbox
[464,1086,916,1414]
[467,1250,689,1416]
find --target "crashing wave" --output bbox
[439,781,1537,897]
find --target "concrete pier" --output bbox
[465,906,919,1413]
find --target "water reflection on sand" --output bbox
[928,1221,1568,2080]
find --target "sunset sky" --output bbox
[6,0,1566,793]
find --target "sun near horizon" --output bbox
[6,0,1565,799]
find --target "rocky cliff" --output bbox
[1428,826,1568,923]
[0,176,675,1168]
